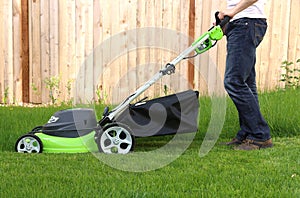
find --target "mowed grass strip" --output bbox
[0,88,299,197]
[1,138,299,197]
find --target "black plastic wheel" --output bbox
[96,123,135,154]
[15,134,43,153]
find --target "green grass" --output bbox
[0,88,299,197]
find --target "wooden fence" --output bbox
[0,0,299,104]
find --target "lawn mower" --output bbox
[15,14,230,154]
[15,108,99,153]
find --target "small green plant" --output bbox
[280,59,300,89]
[65,79,74,106]
[31,83,41,102]
[44,76,61,104]
[31,83,38,94]
[2,87,9,104]
[163,84,168,96]
[96,85,108,105]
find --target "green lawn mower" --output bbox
[15,13,230,154]
[15,108,99,153]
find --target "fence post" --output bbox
[21,0,29,103]
[188,0,195,88]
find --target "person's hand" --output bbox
[218,9,235,20]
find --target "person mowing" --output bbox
[218,0,273,150]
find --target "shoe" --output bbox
[224,138,243,146]
[235,138,273,150]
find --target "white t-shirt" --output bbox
[227,0,266,20]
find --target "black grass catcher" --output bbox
[115,90,199,137]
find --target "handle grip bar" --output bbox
[215,11,231,28]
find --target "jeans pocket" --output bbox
[232,18,250,27]
[226,19,249,38]
[254,22,267,47]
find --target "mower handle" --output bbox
[219,16,231,28]
[215,11,231,28]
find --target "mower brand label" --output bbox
[48,116,59,123]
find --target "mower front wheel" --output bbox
[15,134,43,153]
[96,123,135,154]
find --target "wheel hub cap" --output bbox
[113,138,120,145]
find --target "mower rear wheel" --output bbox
[97,123,135,154]
[15,134,43,153]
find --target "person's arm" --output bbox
[218,0,258,19]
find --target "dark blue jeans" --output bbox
[224,18,271,142]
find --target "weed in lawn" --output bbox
[44,76,61,105]
[2,87,9,104]
[280,59,300,89]
[65,79,74,106]
[95,85,108,105]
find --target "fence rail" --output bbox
[0,0,299,104]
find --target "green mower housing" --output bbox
[15,108,98,153]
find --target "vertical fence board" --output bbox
[292,0,300,79]
[153,0,163,97]
[0,1,6,102]
[67,0,76,103]
[188,0,195,89]
[13,0,22,103]
[266,0,283,90]
[1,1,14,103]
[40,0,50,103]
[135,0,147,99]
[84,0,94,102]
[195,0,212,95]
[202,0,213,94]
[193,0,203,95]
[109,0,121,104]
[170,0,180,92]
[58,0,68,102]
[145,0,157,98]
[257,0,272,91]
[207,0,221,94]
[49,0,59,78]
[6,1,14,103]
[59,0,75,103]
[278,0,291,88]
[161,0,173,95]
[93,0,103,103]
[288,0,300,66]
[0,0,299,104]
[29,0,42,103]
[215,0,227,95]
[126,0,138,97]
[172,0,186,93]
[101,1,113,104]
[117,0,129,101]
[21,0,29,103]
[76,0,90,103]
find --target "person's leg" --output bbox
[246,59,258,103]
[244,59,271,142]
[224,18,271,143]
